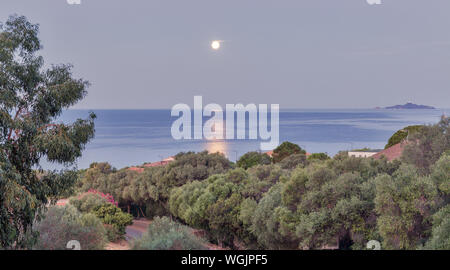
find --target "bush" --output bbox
[103,224,121,242]
[86,189,118,206]
[69,192,109,213]
[132,216,207,250]
[92,203,133,240]
[69,191,132,241]
[307,153,330,161]
[33,205,106,250]
[237,152,271,169]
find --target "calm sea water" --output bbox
[45,109,448,169]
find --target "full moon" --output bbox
[211,40,221,50]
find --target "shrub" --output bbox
[307,153,330,161]
[237,152,271,169]
[33,205,106,250]
[69,191,132,241]
[132,216,207,250]
[87,189,118,206]
[103,224,121,242]
[92,203,133,240]
[69,192,109,213]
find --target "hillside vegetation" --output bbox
[74,117,450,250]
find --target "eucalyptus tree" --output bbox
[0,15,95,248]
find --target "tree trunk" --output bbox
[139,206,146,217]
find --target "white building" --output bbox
[348,150,381,158]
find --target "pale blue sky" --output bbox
[1,0,449,109]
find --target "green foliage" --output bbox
[132,216,207,250]
[92,203,133,240]
[279,153,307,169]
[103,224,120,242]
[402,116,450,174]
[33,205,106,250]
[250,184,298,249]
[67,118,450,250]
[423,205,450,250]
[168,164,289,248]
[169,171,244,247]
[237,151,271,169]
[329,153,401,180]
[279,163,378,250]
[78,162,116,193]
[239,198,257,228]
[374,165,438,249]
[69,192,108,213]
[144,200,167,219]
[242,164,285,201]
[307,153,330,161]
[0,15,95,248]
[78,152,233,218]
[272,142,306,163]
[69,191,132,241]
[430,153,450,199]
[385,125,424,149]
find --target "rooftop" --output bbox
[372,142,408,161]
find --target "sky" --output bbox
[1,0,449,109]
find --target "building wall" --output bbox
[348,151,379,158]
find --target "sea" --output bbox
[43,108,448,170]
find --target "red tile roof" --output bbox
[143,160,171,167]
[128,156,175,172]
[372,142,407,161]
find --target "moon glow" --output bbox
[211,40,221,50]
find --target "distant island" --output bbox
[382,102,436,110]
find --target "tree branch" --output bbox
[7,107,23,141]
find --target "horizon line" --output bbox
[66,107,449,111]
